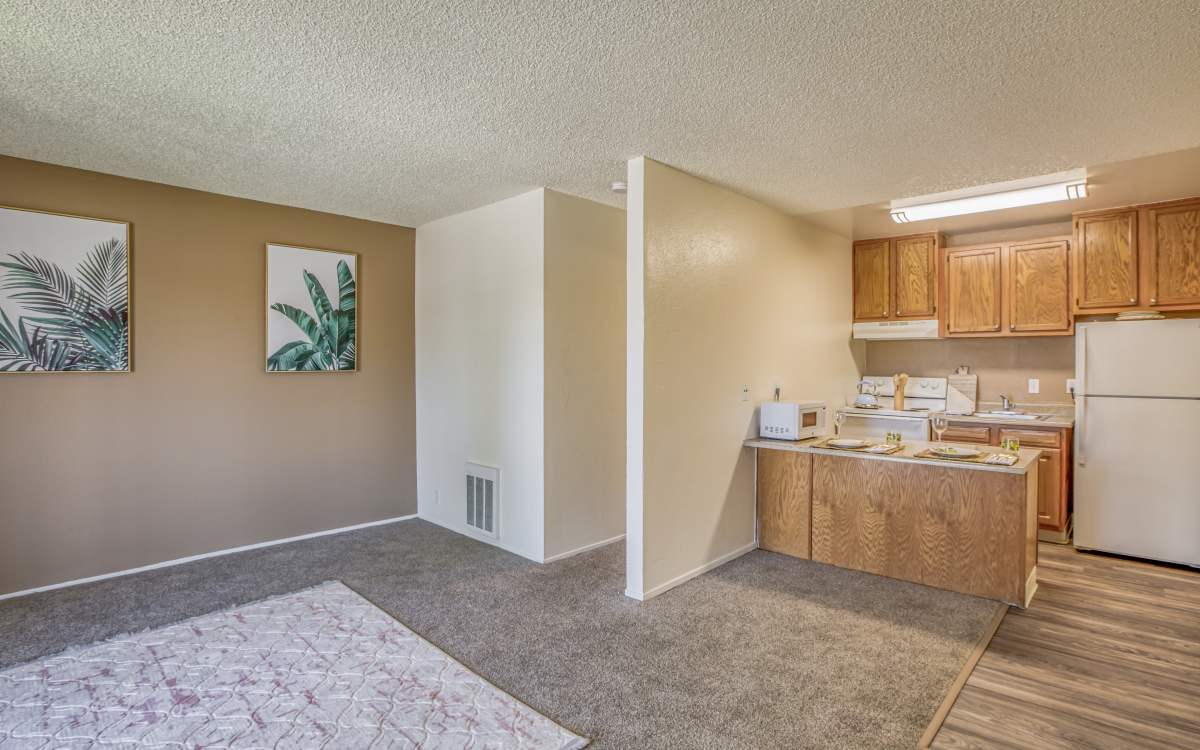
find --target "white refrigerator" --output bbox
[1074,319,1200,567]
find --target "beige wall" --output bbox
[0,156,416,596]
[628,157,862,598]
[866,338,1075,406]
[544,190,626,559]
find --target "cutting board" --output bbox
[946,374,977,415]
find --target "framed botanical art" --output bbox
[265,243,358,372]
[0,205,131,372]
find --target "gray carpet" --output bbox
[0,519,1002,749]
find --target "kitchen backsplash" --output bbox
[865,337,1074,406]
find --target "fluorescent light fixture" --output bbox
[890,169,1088,224]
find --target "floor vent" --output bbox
[465,462,499,538]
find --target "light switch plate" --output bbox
[1028,378,1040,394]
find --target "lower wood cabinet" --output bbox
[1034,449,1063,529]
[756,449,811,558]
[947,421,1073,537]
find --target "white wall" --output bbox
[543,190,626,560]
[416,190,546,561]
[417,188,626,563]
[627,157,863,599]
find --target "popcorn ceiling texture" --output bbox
[2,1,1199,226]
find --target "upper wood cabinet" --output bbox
[852,239,891,320]
[1145,198,1200,308]
[1009,240,1071,333]
[940,236,1073,338]
[945,245,1003,335]
[852,233,940,322]
[1072,197,1200,314]
[893,235,938,318]
[1074,209,1138,311]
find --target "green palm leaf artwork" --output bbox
[0,234,130,373]
[266,246,357,372]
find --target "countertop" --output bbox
[745,435,1041,474]
[941,403,1074,428]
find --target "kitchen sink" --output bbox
[974,411,1045,420]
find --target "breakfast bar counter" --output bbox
[747,436,1040,607]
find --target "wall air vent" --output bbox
[465,462,499,538]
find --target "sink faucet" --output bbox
[1000,394,1013,411]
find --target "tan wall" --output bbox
[543,190,626,559]
[866,338,1075,406]
[0,156,416,596]
[629,157,862,597]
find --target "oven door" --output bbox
[839,413,929,441]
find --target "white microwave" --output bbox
[759,401,826,441]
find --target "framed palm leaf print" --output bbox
[0,205,131,373]
[265,243,358,372]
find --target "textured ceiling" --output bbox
[3,1,1200,227]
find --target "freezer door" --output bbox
[1074,397,1200,566]
[1077,319,1200,398]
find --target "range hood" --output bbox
[852,319,939,340]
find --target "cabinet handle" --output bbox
[1040,456,1048,462]
[1129,297,1135,303]
[1151,297,1157,304]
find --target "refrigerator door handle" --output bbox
[1077,327,1087,466]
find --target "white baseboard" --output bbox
[543,533,625,563]
[416,513,544,563]
[625,540,758,601]
[0,514,418,602]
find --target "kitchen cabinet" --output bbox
[1009,239,1072,333]
[1074,209,1138,312]
[944,245,1003,334]
[852,240,891,320]
[946,421,1073,539]
[1072,196,1200,314]
[940,236,1074,338]
[852,233,941,322]
[893,235,938,318]
[756,448,811,559]
[1145,198,1200,309]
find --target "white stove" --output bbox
[838,376,947,441]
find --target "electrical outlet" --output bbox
[741,384,751,402]
[1028,378,1040,394]
[1066,378,1078,394]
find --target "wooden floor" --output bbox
[932,542,1200,749]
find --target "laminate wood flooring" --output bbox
[932,542,1200,749]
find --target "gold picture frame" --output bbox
[0,203,133,373]
[264,242,359,373]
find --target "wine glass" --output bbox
[931,412,948,446]
[834,411,845,436]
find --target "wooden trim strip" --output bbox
[918,604,1009,748]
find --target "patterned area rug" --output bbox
[0,581,587,749]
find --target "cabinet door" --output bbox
[1146,201,1200,308]
[757,449,811,559]
[893,235,938,318]
[853,240,891,321]
[1075,210,1138,310]
[1034,448,1063,528]
[945,246,1003,334]
[943,422,993,444]
[1009,240,1071,333]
